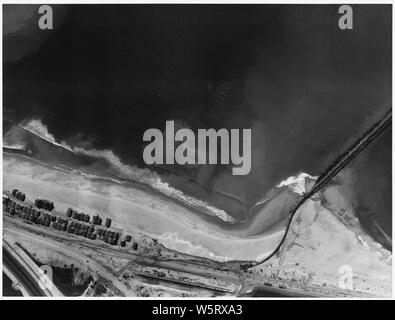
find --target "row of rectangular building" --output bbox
[4,194,138,250]
[66,208,112,228]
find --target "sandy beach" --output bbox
[3,152,287,262]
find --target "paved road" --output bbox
[3,247,45,296]
[5,107,390,298]
[5,216,376,297]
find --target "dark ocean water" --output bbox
[3,5,392,232]
[351,124,392,236]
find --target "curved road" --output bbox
[248,108,392,268]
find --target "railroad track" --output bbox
[250,108,392,267]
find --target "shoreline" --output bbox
[3,150,288,262]
[3,148,288,236]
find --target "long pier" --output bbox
[250,109,392,267]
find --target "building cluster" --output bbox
[66,208,112,228]
[120,234,135,248]
[11,189,26,202]
[4,196,50,225]
[66,208,91,223]
[35,198,54,211]
[3,192,138,251]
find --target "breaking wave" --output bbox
[3,143,26,150]
[277,172,317,195]
[73,147,235,222]
[12,118,234,222]
[20,118,75,152]
[9,118,317,224]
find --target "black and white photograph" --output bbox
[1,2,392,302]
